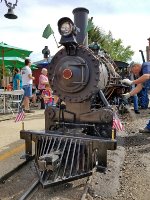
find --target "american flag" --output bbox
[112,113,124,132]
[15,108,25,122]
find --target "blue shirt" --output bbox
[141,62,150,74]
[140,62,150,89]
[13,73,22,90]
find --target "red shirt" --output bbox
[42,89,53,104]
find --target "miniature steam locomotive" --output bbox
[20,7,122,188]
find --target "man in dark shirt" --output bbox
[121,62,150,133]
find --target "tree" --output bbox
[88,22,134,62]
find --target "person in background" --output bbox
[42,83,53,109]
[130,73,140,114]
[121,61,150,133]
[7,82,13,91]
[132,85,140,114]
[38,68,49,109]
[13,68,22,90]
[53,95,59,106]
[31,83,38,107]
[138,87,149,109]
[21,58,35,113]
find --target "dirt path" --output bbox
[91,110,150,200]
[116,116,150,200]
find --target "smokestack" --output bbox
[72,7,89,47]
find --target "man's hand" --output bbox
[122,92,131,100]
[120,79,133,85]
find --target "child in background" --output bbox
[42,83,53,109]
[53,95,59,106]
[7,82,13,91]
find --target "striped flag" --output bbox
[15,108,25,123]
[112,113,124,132]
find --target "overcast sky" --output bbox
[0,0,150,63]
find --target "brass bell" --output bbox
[4,8,18,19]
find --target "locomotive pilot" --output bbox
[121,61,150,133]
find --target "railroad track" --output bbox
[18,177,93,200]
[0,156,34,184]
[19,179,40,200]
[18,168,97,200]
[0,156,97,200]
[0,151,121,200]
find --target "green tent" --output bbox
[0,42,32,58]
[0,42,33,77]
[0,57,37,69]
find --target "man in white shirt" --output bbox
[21,59,35,113]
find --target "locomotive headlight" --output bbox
[58,17,76,37]
[60,22,73,36]
[58,17,78,52]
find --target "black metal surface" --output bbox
[4,8,18,19]
[20,130,116,148]
[139,50,145,63]
[20,130,116,187]
[36,135,94,186]
[72,7,89,47]
[49,46,100,102]
[19,7,123,189]
[114,61,129,69]
[98,90,110,107]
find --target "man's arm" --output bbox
[121,74,150,85]
[28,74,35,80]
[122,83,143,99]
[132,74,150,85]
[129,84,143,96]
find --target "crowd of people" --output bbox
[1,58,57,113]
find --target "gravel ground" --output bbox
[0,161,37,200]
[90,109,150,200]
[0,109,150,200]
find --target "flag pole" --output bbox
[112,129,115,140]
[42,24,60,48]
[52,33,59,48]
[2,49,6,91]
[22,121,24,130]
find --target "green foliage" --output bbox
[88,22,134,62]
[85,17,94,33]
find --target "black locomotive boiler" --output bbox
[20,7,118,188]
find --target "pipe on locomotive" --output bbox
[72,7,89,47]
[139,50,145,63]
